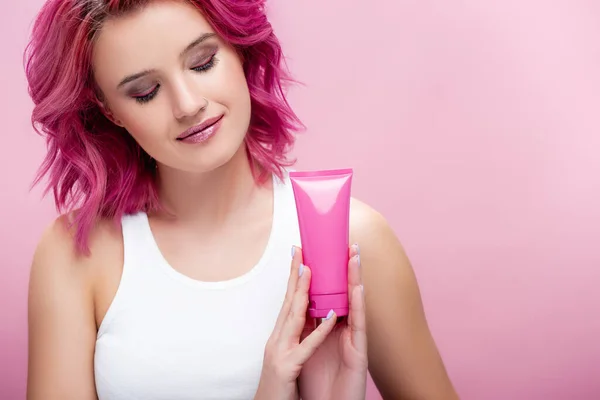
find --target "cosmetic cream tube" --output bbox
[289,169,353,318]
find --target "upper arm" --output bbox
[27,216,98,400]
[349,199,458,400]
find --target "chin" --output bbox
[180,136,247,174]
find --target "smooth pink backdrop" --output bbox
[2,1,600,399]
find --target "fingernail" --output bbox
[325,309,335,320]
[291,246,296,258]
[298,264,304,277]
[360,284,364,293]
[353,243,360,255]
[355,254,361,267]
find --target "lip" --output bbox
[177,114,224,142]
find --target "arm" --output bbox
[350,199,459,400]
[27,216,98,400]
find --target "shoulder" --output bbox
[349,197,402,253]
[348,198,459,399]
[27,211,121,399]
[31,211,123,286]
[33,213,84,274]
[348,196,414,293]
[348,197,413,301]
[349,197,388,232]
[348,196,413,297]
[29,211,124,333]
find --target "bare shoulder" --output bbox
[349,197,402,254]
[28,212,122,400]
[33,213,84,272]
[348,197,418,287]
[348,197,458,400]
[31,212,122,279]
[348,197,412,298]
[349,197,390,232]
[30,211,124,331]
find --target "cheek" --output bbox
[118,103,170,148]
[225,72,252,131]
[214,55,251,112]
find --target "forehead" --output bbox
[92,0,215,85]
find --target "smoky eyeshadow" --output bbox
[125,80,156,97]
[188,44,219,66]
[121,43,220,96]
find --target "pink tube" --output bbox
[289,169,353,318]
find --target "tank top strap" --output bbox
[96,212,150,338]
[120,211,155,268]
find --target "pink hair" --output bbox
[25,0,303,254]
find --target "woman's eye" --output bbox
[132,85,159,104]
[192,54,217,72]
[129,54,217,105]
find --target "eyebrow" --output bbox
[117,32,217,89]
[180,32,217,58]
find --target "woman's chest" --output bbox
[94,285,286,400]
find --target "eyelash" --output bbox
[133,55,218,104]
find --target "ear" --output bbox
[98,100,124,127]
[106,111,125,128]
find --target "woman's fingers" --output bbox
[274,244,366,357]
[347,244,361,327]
[280,265,312,345]
[349,284,367,354]
[294,310,337,364]
[348,244,367,358]
[348,244,361,288]
[272,246,303,335]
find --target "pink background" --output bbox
[2,0,600,399]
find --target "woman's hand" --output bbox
[254,247,338,400]
[298,245,369,400]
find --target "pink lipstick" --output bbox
[177,115,223,144]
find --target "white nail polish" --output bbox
[325,309,335,320]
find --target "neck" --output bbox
[154,145,271,227]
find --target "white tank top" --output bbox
[94,172,301,400]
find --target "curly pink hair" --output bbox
[25,0,303,254]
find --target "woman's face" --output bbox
[92,0,251,173]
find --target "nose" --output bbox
[171,76,207,121]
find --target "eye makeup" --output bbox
[117,39,220,105]
[128,51,219,104]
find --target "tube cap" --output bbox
[308,293,349,318]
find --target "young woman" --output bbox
[25,0,458,399]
